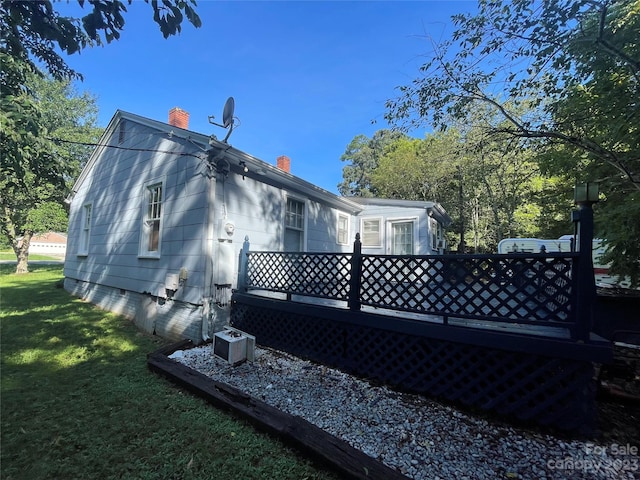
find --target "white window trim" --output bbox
[430,218,440,250]
[386,217,418,254]
[283,194,307,251]
[337,212,350,246]
[77,202,92,257]
[138,178,165,259]
[360,217,383,248]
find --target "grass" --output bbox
[0,252,64,261]
[0,265,339,480]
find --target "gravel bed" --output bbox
[172,345,639,480]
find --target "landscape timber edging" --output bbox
[147,341,409,480]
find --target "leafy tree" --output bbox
[362,124,551,253]
[338,130,406,196]
[28,74,102,178]
[1,0,201,81]
[459,112,544,248]
[385,0,639,283]
[1,75,101,273]
[0,0,200,272]
[372,131,460,203]
[371,137,430,200]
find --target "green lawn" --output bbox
[0,252,64,261]
[0,265,338,480]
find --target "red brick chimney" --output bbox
[168,107,189,129]
[276,155,291,173]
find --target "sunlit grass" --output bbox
[5,347,51,366]
[0,265,338,480]
[0,251,63,261]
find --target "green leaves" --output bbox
[0,1,87,81]
[25,202,69,235]
[0,0,202,82]
[0,72,101,272]
[0,0,200,272]
[337,130,407,197]
[339,124,555,253]
[384,0,639,284]
[149,0,201,38]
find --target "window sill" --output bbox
[138,253,161,260]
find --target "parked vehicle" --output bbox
[497,236,635,290]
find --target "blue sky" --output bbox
[59,1,477,193]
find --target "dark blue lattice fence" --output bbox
[231,299,599,433]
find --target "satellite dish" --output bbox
[222,97,235,128]
[208,96,237,143]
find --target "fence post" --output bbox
[572,186,598,341]
[348,233,362,311]
[236,236,250,293]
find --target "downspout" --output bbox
[200,148,220,341]
[202,145,231,341]
[202,169,216,342]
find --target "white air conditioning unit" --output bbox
[165,273,179,290]
[213,329,248,365]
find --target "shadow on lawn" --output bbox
[0,267,172,478]
[1,266,338,480]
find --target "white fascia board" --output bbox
[67,111,122,202]
[348,196,452,227]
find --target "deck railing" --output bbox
[237,233,597,341]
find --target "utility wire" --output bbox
[46,137,205,159]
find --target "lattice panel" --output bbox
[360,254,575,325]
[247,252,352,300]
[232,303,346,364]
[231,301,596,433]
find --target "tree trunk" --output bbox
[13,232,31,274]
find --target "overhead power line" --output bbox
[47,137,204,159]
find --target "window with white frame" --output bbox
[337,213,349,245]
[284,197,305,251]
[391,221,414,255]
[78,203,92,255]
[431,218,439,249]
[140,182,163,257]
[361,218,382,247]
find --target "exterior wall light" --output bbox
[239,161,249,180]
[574,182,599,205]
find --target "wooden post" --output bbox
[572,205,596,341]
[349,234,362,311]
[237,236,250,293]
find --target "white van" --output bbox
[497,236,634,289]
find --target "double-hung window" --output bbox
[337,213,349,245]
[431,218,439,250]
[78,203,92,256]
[361,218,382,247]
[284,197,305,251]
[140,182,163,257]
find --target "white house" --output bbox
[64,108,451,343]
[20,231,67,257]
